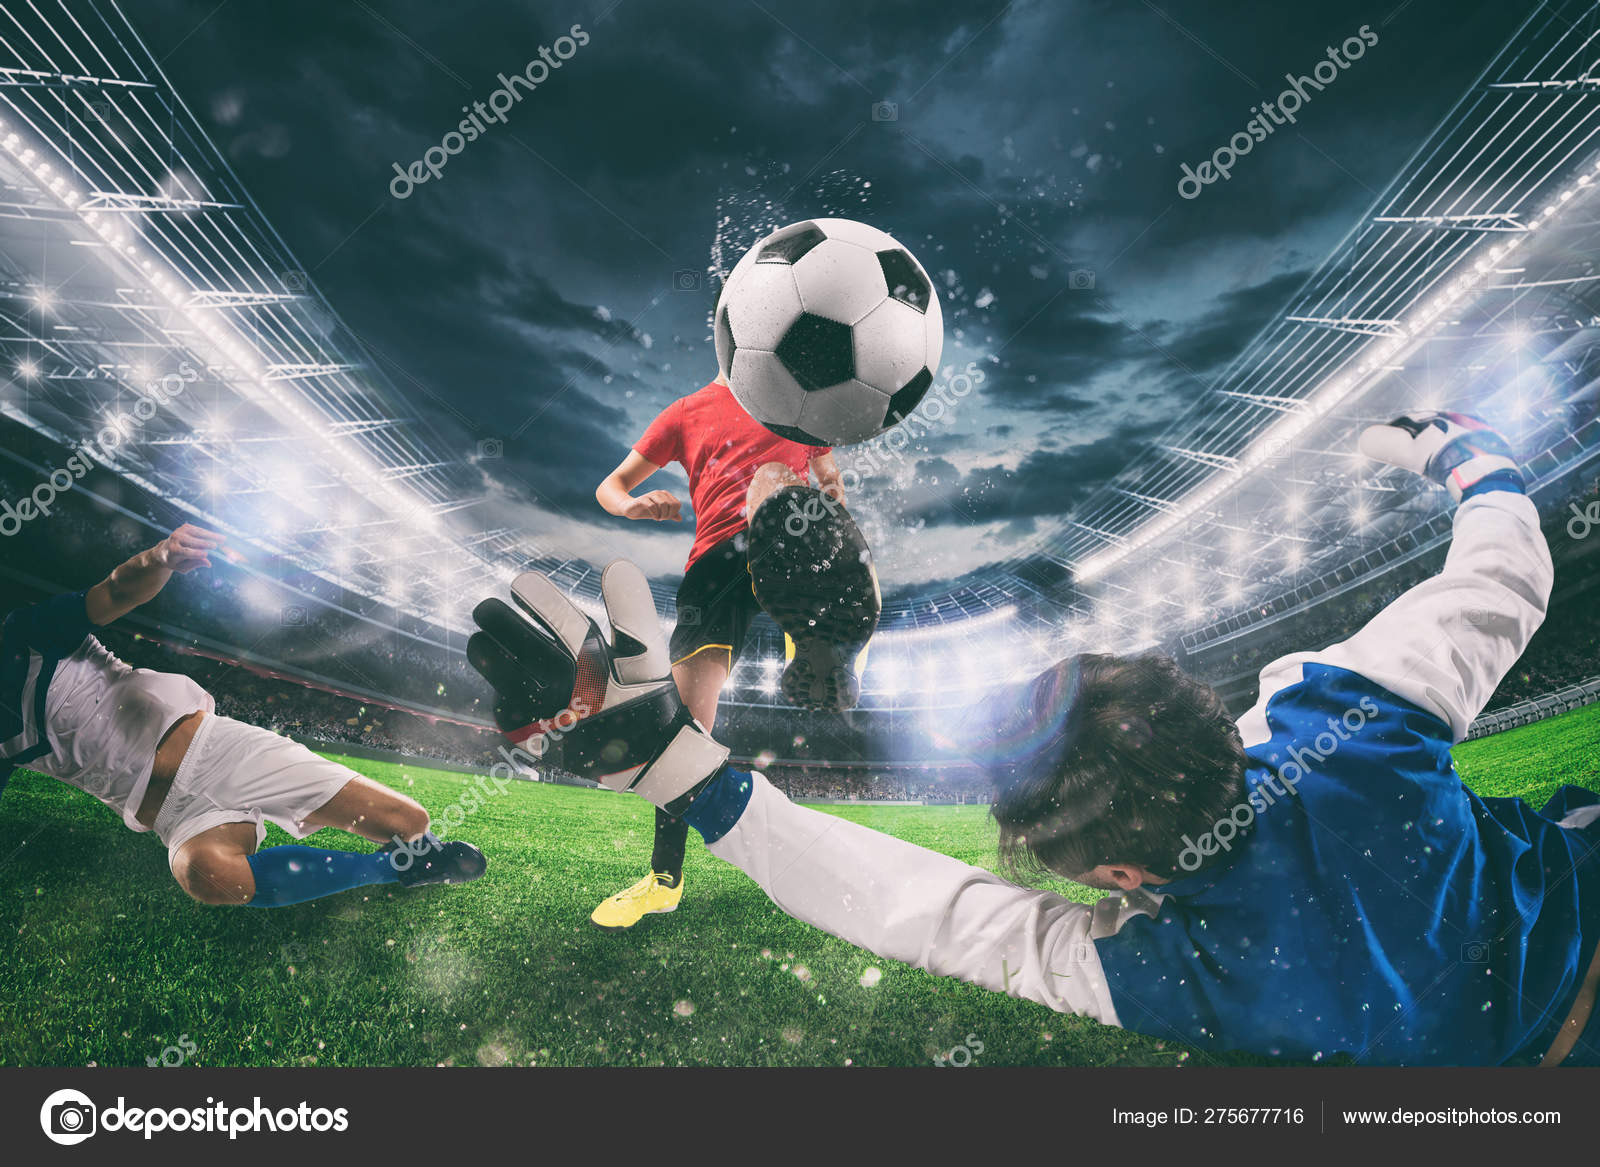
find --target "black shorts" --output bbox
[669,534,761,667]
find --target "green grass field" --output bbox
[2,701,1597,1068]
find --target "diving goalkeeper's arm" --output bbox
[466,563,1129,1023]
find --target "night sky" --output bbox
[136,0,1528,598]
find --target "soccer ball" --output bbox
[714,218,943,446]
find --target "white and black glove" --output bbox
[1359,411,1524,503]
[466,560,730,815]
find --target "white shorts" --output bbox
[152,713,358,865]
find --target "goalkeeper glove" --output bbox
[1358,411,1524,503]
[466,560,729,815]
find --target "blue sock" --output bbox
[244,844,399,908]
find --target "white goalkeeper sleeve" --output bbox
[703,772,1154,1025]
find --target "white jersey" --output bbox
[1,591,212,831]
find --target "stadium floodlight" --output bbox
[0,81,529,630]
[239,577,280,615]
[16,359,39,378]
[877,602,1019,648]
[878,660,903,697]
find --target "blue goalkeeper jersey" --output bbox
[1092,660,1600,1065]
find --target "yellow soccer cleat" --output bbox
[589,872,684,930]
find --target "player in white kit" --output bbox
[0,524,486,907]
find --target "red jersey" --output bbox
[633,380,829,570]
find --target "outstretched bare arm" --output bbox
[85,524,227,626]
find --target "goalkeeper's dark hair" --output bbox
[986,654,1248,881]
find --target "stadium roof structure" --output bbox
[1056,0,1600,609]
[0,0,631,639]
[716,0,1600,711]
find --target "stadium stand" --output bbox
[3,419,1595,798]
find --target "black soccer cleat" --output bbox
[380,835,488,888]
[747,484,881,713]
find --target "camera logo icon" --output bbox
[871,100,899,122]
[281,604,308,627]
[1068,268,1096,290]
[672,269,702,291]
[40,1088,97,1145]
[477,438,504,460]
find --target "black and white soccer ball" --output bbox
[714,218,943,446]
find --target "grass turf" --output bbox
[1,702,1597,1067]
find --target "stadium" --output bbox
[1,0,1598,1077]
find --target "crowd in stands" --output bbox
[761,763,992,803]
[1182,474,1600,715]
[4,420,1597,800]
[1477,602,1600,710]
[91,630,507,769]
[0,445,494,720]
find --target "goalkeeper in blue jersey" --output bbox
[465,412,1600,1066]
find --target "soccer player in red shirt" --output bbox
[586,371,878,928]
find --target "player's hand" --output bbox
[1358,412,1523,503]
[466,560,729,812]
[155,524,227,574]
[624,491,682,522]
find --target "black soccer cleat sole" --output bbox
[383,839,488,888]
[747,484,880,713]
[780,641,861,712]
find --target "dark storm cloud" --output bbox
[901,421,1168,530]
[133,0,1533,595]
